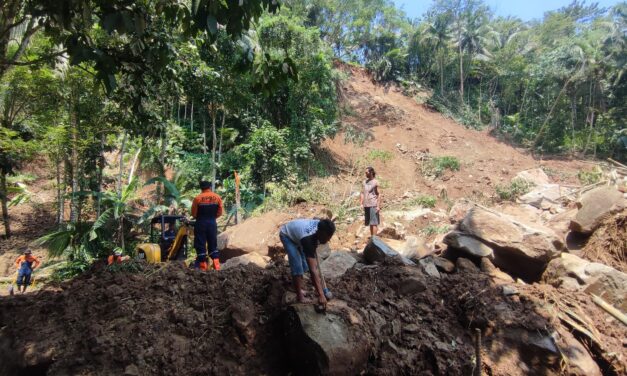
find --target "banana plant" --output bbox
[140,176,193,224]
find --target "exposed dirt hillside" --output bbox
[319,64,586,205]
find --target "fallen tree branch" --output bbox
[608,158,627,170]
[591,294,627,326]
[554,180,607,201]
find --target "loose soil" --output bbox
[1,259,624,375]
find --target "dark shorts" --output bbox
[364,207,380,226]
[16,270,32,286]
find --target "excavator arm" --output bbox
[166,223,192,261]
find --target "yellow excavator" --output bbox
[136,215,193,263]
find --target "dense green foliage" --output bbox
[0,0,625,263]
[295,0,626,158]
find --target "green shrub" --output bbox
[343,125,370,146]
[50,260,91,282]
[255,182,328,213]
[577,168,603,185]
[420,224,450,236]
[422,156,461,177]
[366,149,393,163]
[405,195,437,208]
[495,178,532,201]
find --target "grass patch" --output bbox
[421,156,461,177]
[404,195,437,208]
[366,149,393,163]
[420,224,450,236]
[577,168,603,185]
[343,125,370,146]
[495,178,532,201]
[255,182,329,213]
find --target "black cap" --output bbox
[199,181,212,190]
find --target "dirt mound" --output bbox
[581,209,627,272]
[1,259,624,375]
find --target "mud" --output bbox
[1,258,624,375]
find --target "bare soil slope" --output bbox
[320,65,586,204]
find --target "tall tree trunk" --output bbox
[459,41,464,104]
[96,132,105,219]
[127,144,142,185]
[0,170,10,238]
[210,105,218,190]
[177,98,180,126]
[117,132,128,198]
[69,93,79,223]
[439,53,444,95]
[477,77,482,121]
[570,90,577,155]
[218,109,226,163]
[190,101,194,132]
[56,152,64,225]
[157,128,167,203]
[117,132,128,250]
[203,116,207,154]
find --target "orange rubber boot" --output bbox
[199,261,208,271]
[212,258,221,271]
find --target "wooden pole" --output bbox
[474,328,482,376]
[234,171,241,224]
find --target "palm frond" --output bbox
[35,229,73,258]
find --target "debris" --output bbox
[501,285,518,296]
[591,294,627,326]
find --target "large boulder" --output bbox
[320,252,357,279]
[488,326,601,376]
[283,302,369,375]
[455,206,563,280]
[515,168,551,186]
[448,198,475,224]
[443,232,493,257]
[545,208,578,241]
[569,186,625,235]
[518,184,567,208]
[381,236,430,260]
[363,237,415,266]
[217,211,290,259]
[543,253,627,311]
[221,253,270,270]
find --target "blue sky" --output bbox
[391,0,623,21]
